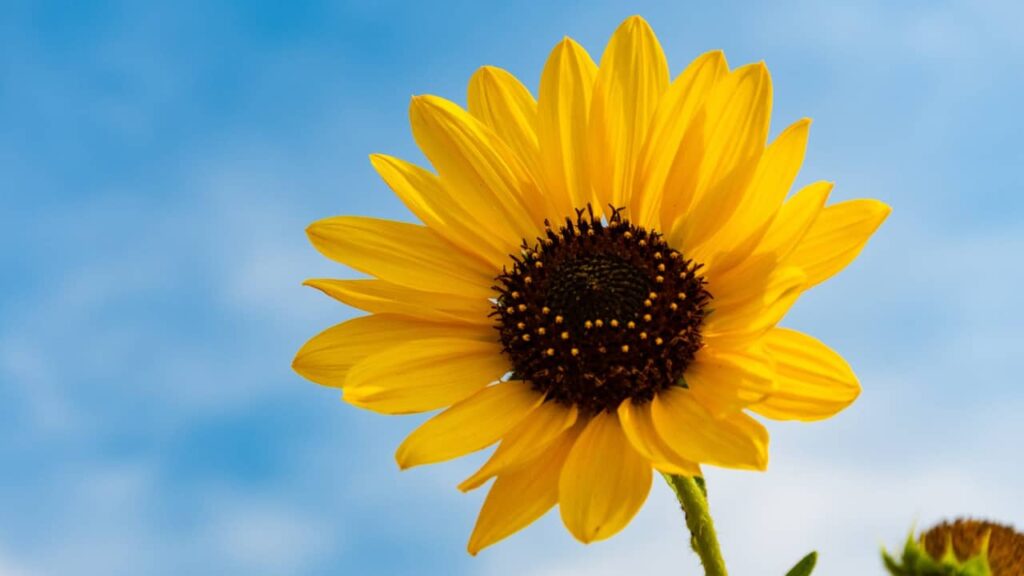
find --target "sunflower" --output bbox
[294,15,889,554]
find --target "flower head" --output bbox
[884,519,1024,576]
[294,15,890,553]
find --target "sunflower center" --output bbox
[493,207,711,414]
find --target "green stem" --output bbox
[663,473,728,576]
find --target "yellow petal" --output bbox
[369,154,510,268]
[304,278,492,326]
[306,216,493,298]
[666,63,772,253]
[344,338,507,414]
[686,344,775,416]
[700,118,812,274]
[589,15,669,212]
[292,314,483,388]
[786,199,891,287]
[537,38,598,215]
[410,95,545,241]
[651,386,769,470]
[467,423,580,555]
[618,399,701,477]
[558,411,652,543]
[754,180,833,260]
[704,265,806,347]
[395,380,544,469]
[459,400,577,492]
[751,328,860,421]
[632,50,728,228]
[467,66,543,186]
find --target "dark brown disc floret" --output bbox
[493,206,711,414]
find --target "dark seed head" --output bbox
[493,206,711,414]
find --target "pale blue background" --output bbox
[2,1,1022,575]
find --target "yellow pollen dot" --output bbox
[644,299,652,307]
[655,337,664,345]
[534,261,543,268]
[537,327,546,335]
[643,314,652,322]
[598,346,607,354]
[584,320,593,329]
[595,319,604,327]
[654,252,662,259]
[560,331,569,340]
[621,345,630,353]
[542,306,551,314]
[655,275,664,283]
[679,272,687,279]
[517,304,527,312]
[670,302,678,311]
[555,315,564,324]
[522,334,531,342]
[610,319,620,328]
[639,239,647,246]
[639,332,648,340]
[511,291,520,299]
[677,292,687,300]
[586,229,594,236]
[546,348,555,356]
[570,348,579,356]
[524,276,533,284]
[506,306,515,314]
[624,231,633,239]
[670,252,680,259]
[657,263,666,272]
[516,322,526,329]
[649,292,658,300]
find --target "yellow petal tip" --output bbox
[622,14,650,28]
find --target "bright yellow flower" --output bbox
[294,15,890,554]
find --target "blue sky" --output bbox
[2,1,1023,574]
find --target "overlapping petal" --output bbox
[467,66,543,187]
[664,62,772,252]
[467,423,580,555]
[292,315,488,388]
[395,380,544,469]
[686,344,775,416]
[618,399,701,476]
[369,153,511,268]
[589,15,669,213]
[306,216,493,298]
[538,38,598,216]
[651,386,769,470]
[751,328,861,421]
[558,411,652,543]
[459,400,577,492]
[303,278,491,326]
[699,118,812,274]
[631,50,728,228]
[410,95,548,240]
[345,337,508,414]
[785,199,891,287]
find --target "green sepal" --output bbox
[784,551,817,576]
[882,530,992,576]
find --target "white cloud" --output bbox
[206,500,335,576]
[0,548,36,576]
